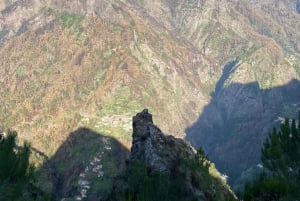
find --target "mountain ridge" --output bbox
[1,0,300,187]
[110,109,237,201]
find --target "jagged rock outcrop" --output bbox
[128,109,237,201]
[131,109,196,174]
[1,0,300,193]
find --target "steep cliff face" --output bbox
[186,79,300,183]
[127,0,300,183]
[0,0,209,154]
[118,109,237,201]
[126,0,300,85]
[131,109,196,174]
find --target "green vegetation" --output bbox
[110,159,189,201]
[183,148,211,190]
[0,29,9,38]
[58,12,84,29]
[57,11,85,44]
[243,112,300,201]
[110,148,235,201]
[112,24,124,32]
[183,148,234,201]
[0,130,49,201]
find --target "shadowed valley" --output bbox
[186,79,300,185]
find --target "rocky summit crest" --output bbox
[123,109,237,201]
[131,109,196,174]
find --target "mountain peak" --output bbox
[127,109,237,201]
[131,108,181,174]
[132,108,153,137]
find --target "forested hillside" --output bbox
[0,0,300,194]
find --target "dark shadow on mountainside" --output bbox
[185,79,300,184]
[34,127,129,201]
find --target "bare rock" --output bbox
[131,109,196,175]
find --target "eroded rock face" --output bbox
[128,109,237,201]
[131,109,196,175]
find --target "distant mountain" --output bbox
[0,0,300,186]
[186,79,300,183]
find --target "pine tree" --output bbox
[0,130,34,200]
[243,111,300,201]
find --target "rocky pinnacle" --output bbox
[130,109,195,174]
